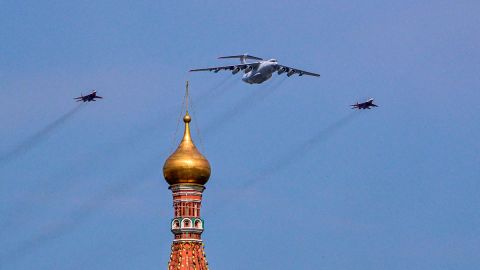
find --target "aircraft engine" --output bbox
[214,68,220,73]
[277,67,286,75]
[244,65,253,73]
[287,70,296,77]
[232,67,240,74]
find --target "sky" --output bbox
[1,0,479,269]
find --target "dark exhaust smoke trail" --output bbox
[205,112,360,215]
[242,112,359,188]
[0,75,227,259]
[205,77,287,135]
[0,79,235,235]
[195,76,235,106]
[0,159,160,266]
[0,79,238,263]
[0,104,84,166]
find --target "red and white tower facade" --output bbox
[163,101,211,269]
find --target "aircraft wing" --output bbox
[95,96,103,99]
[189,63,260,72]
[277,65,320,77]
[74,96,83,100]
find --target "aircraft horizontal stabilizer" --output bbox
[218,54,263,61]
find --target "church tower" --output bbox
[163,84,211,270]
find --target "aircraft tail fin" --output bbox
[218,54,263,64]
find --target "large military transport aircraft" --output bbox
[190,54,320,84]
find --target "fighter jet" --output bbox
[74,90,103,102]
[351,98,378,110]
[189,54,320,84]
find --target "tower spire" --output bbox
[163,83,211,270]
[185,80,189,115]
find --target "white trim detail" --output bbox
[173,239,203,243]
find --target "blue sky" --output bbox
[1,1,479,269]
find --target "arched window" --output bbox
[172,220,180,229]
[194,220,202,229]
[183,219,191,228]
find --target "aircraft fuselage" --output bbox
[242,60,277,84]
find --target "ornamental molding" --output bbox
[169,184,205,192]
[173,238,203,243]
[173,199,202,203]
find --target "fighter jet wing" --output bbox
[190,63,260,72]
[277,65,320,77]
[95,96,103,99]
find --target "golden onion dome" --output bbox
[163,112,211,186]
